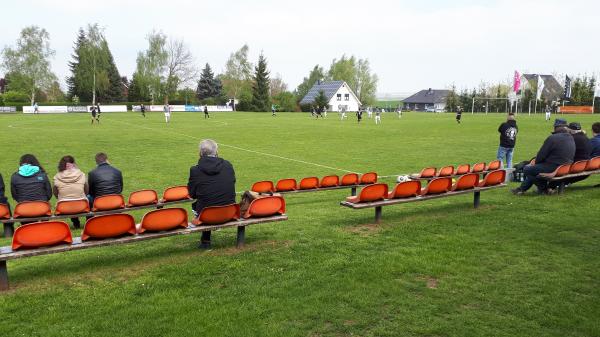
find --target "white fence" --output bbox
[23,105,128,113]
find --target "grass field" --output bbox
[0,111,599,337]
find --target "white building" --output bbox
[299,81,361,112]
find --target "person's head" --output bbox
[58,155,76,172]
[95,152,108,165]
[507,113,515,121]
[553,118,568,132]
[19,154,44,172]
[592,122,600,136]
[199,139,218,158]
[568,122,582,134]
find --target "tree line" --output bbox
[0,25,379,112]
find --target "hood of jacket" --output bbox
[55,168,85,184]
[18,164,40,177]
[197,156,225,176]
[507,120,517,127]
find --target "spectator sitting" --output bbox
[10,154,52,203]
[187,139,236,248]
[88,152,123,204]
[591,122,600,157]
[0,173,8,206]
[512,119,575,195]
[569,122,592,162]
[53,155,89,228]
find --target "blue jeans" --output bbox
[519,163,557,192]
[497,146,514,169]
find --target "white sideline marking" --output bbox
[112,119,358,174]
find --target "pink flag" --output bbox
[513,71,521,93]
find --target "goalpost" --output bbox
[470,97,511,114]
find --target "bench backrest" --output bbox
[161,186,191,202]
[340,173,359,186]
[471,162,486,173]
[585,156,600,171]
[128,189,159,207]
[320,175,339,188]
[418,167,436,178]
[55,199,90,215]
[0,203,12,219]
[251,181,275,193]
[569,160,588,174]
[14,201,52,218]
[299,177,319,190]
[140,208,189,232]
[452,173,479,191]
[479,170,506,187]
[243,196,286,218]
[357,183,388,202]
[456,164,471,175]
[554,164,572,177]
[92,194,125,211]
[82,213,136,241]
[437,166,455,177]
[421,177,452,195]
[193,204,240,225]
[388,181,421,199]
[360,172,378,184]
[275,178,297,192]
[486,160,501,171]
[12,221,73,250]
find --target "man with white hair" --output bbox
[187,139,236,248]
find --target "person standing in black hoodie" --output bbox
[497,114,518,169]
[0,173,8,205]
[187,139,236,248]
[10,154,52,203]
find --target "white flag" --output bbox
[536,75,545,100]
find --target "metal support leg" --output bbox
[236,226,246,248]
[199,231,211,249]
[351,187,357,196]
[3,223,14,238]
[558,182,565,194]
[375,206,382,224]
[0,260,8,291]
[474,191,481,208]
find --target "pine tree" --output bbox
[250,53,271,112]
[196,63,217,100]
[103,41,124,102]
[314,90,328,110]
[67,28,87,101]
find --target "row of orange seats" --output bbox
[540,156,600,177]
[251,172,378,193]
[0,186,191,220]
[413,160,502,179]
[347,170,506,203]
[11,195,286,251]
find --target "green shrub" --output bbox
[1,91,29,103]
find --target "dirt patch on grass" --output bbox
[416,275,439,289]
[344,223,385,236]
[207,240,293,256]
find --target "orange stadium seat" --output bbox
[456,164,471,175]
[251,181,275,193]
[569,160,588,174]
[346,183,388,203]
[360,172,378,184]
[275,178,297,192]
[13,201,52,218]
[81,214,137,241]
[437,166,455,177]
[421,177,452,196]
[387,181,421,199]
[299,177,319,190]
[486,160,502,171]
[193,204,240,226]
[92,194,125,211]
[340,173,359,186]
[139,208,189,233]
[127,189,159,207]
[417,167,436,178]
[161,186,191,202]
[585,156,600,171]
[0,203,11,219]
[54,199,90,215]
[479,170,506,187]
[320,175,339,188]
[242,196,286,218]
[452,173,479,191]
[471,162,486,173]
[12,221,73,250]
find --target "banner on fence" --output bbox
[137,105,233,112]
[23,106,69,113]
[67,106,88,112]
[0,106,17,113]
[558,106,593,114]
[86,105,127,112]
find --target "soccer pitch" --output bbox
[0,111,599,336]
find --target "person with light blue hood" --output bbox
[10,154,52,203]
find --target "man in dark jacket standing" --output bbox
[0,173,9,205]
[512,119,575,195]
[88,152,123,203]
[188,139,236,248]
[497,114,518,169]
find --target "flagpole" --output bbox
[593,72,597,114]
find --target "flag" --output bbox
[563,75,572,99]
[536,75,545,100]
[513,71,521,93]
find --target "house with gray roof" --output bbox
[403,88,450,112]
[300,80,361,112]
[521,74,563,102]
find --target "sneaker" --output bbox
[511,188,524,195]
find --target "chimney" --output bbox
[428,88,433,94]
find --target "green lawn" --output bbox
[0,111,599,337]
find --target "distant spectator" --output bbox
[591,122,600,157]
[10,154,52,203]
[88,152,123,204]
[497,114,518,169]
[187,139,236,248]
[53,155,88,228]
[512,119,575,195]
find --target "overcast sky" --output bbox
[1,0,598,96]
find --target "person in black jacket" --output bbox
[87,152,123,204]
[187,139,236,248]
[10,154,52,203]
[497,114,518,169]
[512,119,575,195]
[0,173,8,205]
[551,122,593,189]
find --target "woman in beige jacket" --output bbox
[53,156,89,228]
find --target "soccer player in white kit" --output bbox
[375,109,382,124]
[164,104,171,123]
